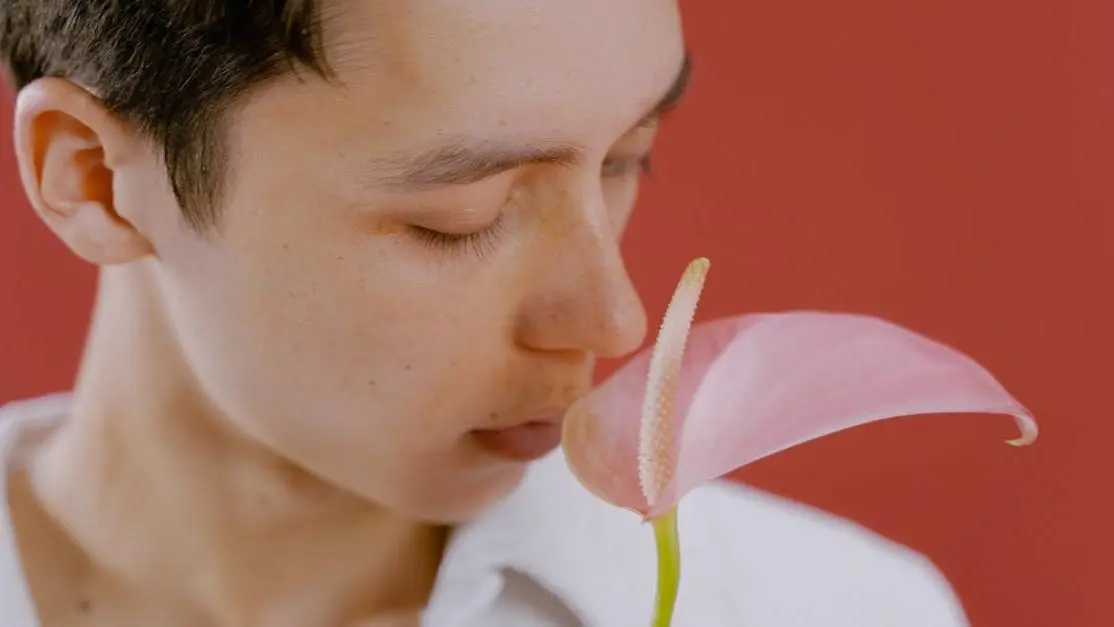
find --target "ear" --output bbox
[13,78,154,265]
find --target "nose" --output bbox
[514,190,649,360]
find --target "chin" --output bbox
[396,461,530,524]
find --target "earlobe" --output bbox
[13,77,154,265]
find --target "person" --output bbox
[0,1,970,625]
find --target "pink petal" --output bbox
[562,316,746,514]
[562,312,1037,519]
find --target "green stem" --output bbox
[650,507,681,627]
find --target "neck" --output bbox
[27,263,446,625]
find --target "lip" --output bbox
[471,409,567,463]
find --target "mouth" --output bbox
[470,409,567,463]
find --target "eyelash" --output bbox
[409,213,508,259]
[410,154,653,258]
[602,154,655,179]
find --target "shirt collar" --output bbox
[1,394,70,627]
[425,451,661,627]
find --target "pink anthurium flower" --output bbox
[560,257,1037,626]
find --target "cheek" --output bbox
[155,216,508,450]
[161,245,524,514]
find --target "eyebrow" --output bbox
[372,53,693,192]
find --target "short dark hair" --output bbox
[0,1,330,229]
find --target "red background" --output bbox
[2,2,1110,624]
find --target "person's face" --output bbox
[136,0,685,521]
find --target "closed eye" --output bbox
[602,154,653,179]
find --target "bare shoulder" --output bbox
[676,479,971,626]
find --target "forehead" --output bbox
[320,0,684,144]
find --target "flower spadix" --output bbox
[561,257,1038,520]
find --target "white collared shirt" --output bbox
[1,394,969,626]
